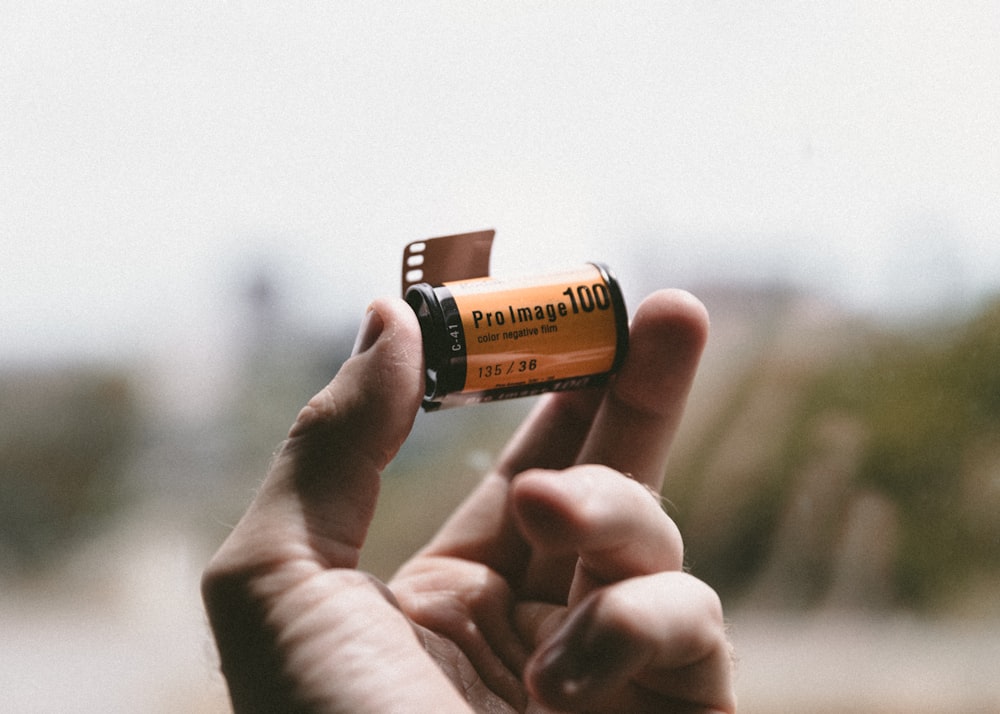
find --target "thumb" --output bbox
[280,297,425,565]
[214,298,424,578]
[288,297,424,487]
[202,300,437,711]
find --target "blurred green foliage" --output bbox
[830,298,1000,608]
[0,368,138,572]
[671,295,1000,613]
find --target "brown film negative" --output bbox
[401,229,495,295]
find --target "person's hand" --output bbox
[202,290,736,713]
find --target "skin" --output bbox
[201,289,736,713]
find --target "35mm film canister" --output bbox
[405,263,628,410]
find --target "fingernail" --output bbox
[531,607,634,703]
[351,307,385,356]
[533,640,594,699]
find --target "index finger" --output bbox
[574,289,708,490]
[497,289,708,489]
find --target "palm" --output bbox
[391,555,532,711]
[389,475,580,713]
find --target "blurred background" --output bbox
[2,2,998,712]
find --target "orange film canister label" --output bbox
[405,263,628,410]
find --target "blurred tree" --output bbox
[0,369,138,573]
[669,293,1000,613]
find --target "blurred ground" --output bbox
[0,505,228,714]
[731,613,1000,714]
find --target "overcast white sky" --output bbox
[3,2,999,366]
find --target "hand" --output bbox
[201,290,736,713]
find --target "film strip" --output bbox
[401,229,496,295]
